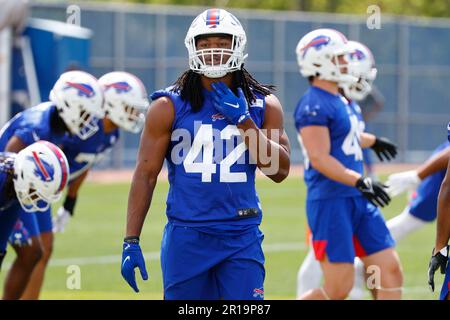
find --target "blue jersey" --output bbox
[409,141,449,222]
[61,119,119,180]
[0,102,66,151]
[0,152,17,212]
[294,86,363,200]
[151,88,266,227]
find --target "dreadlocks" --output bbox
[171,67,276,112]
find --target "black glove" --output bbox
[63,196,77,216]
[355,177,391,207]
[371,137,398,161]
[428,246,448,292]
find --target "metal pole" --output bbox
[0,27,12,127]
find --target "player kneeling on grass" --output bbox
[0,71,103,300]
[294,29,403,300]
[52,71,149,233]
[0,141,69,299]
[121,8,290,299]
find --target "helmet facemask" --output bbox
[187,33,247,78]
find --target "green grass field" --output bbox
[0,176,443,300]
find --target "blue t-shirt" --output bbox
[294,86,363,200]
[150,87,266,227]
[61,119,120,181]
[0,102,66,151]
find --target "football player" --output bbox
[296,40,398,300]
[121,8,290,299]
[21,71,149,299]
[294,30,402,300]
[0,70,103,300]
[0,142,69,297]
[427,123,450,300]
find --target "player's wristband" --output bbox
[63,196,77,216]
[124,236,140,244]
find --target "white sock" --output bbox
[386,207,427,242]
[297,247,322,298]
[349,258,366,300]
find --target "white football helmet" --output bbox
[49,71,104,140]
[98,71,149,133]
[13,141,70,212]
[296,28,357,84]
[340,41,377,101]
[185,8,248,78]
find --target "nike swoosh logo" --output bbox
[122,255,130,268]
[224,102,240,109]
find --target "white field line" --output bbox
[2,241,437,295]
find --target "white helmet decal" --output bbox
[185,8,248,78]
[49,71,104,140]
[13,141,70,212]
[99,71,149,133]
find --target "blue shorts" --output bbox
[16,207,52,238]
[409,170,445,222]
[0,203,20,252]
[160,222,265,300]
[306,196,395,263]
[441,262,450,300]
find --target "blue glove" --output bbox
[8,220,32,247]
[121,241,148,293]
[211,82,250,125]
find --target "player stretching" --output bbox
[0,71,103,299]
[0,142,69,275]
[294,29,402,300]
[121,8,290,299]
[21,71,149,299]
[427,123,450,300]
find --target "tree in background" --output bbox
[107,0,450,18]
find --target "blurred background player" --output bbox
[0,70,103,299]
[0,141,69,299]
[296,40,398,299]
[385,142,450,241]
[294,29,402,300]
[20,71,149,300]
[427,122,450,300]
[121,8,290,299]
[52,71,149,233]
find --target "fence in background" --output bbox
[30,2,450,168]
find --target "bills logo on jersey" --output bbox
[64,82,95,98]
[211,113,225,121]
[28,152,54,182]
[253,288,264,298]
[104,82,132,94]
[206,9,220,28]
[301,35,331,58]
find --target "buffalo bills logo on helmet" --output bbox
[104,82,133,94]
[64,82,95,98]
[27,152,54,182]
[350,49,366,61]
[301,35,331,58]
